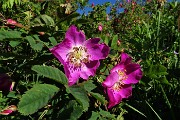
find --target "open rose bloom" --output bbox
[102,53,142,108]
[50,25,109,86]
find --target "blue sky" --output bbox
[77,0,176,14]
[88,0,116,5]
[88,0,174,4]
[78,0,116,14]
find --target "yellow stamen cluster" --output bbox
[67,46,89,67]
[113,70,127,91]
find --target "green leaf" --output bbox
[88,111,100,120]
[32,65,68,85]
[48,37,57,46]
[158,76,171,85]
[82,80,97,92]
[66,86,89,111]
[18,84,59,115]
[33,14,55,27]
[99,108,116,119]
[70,105,84,120]
[65,13,80,21]
[40,15,55,26]
[25,36,43,51]
[90,92,106,105]
[9,41,21,47]
[152,64,168,76]
[58,100,83,119]
[111,35,118,50]
[147,64,168,79]
[0,31,22,40]
[72,18,91,24]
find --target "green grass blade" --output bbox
[125,103,146,118]
[145,100,162,120]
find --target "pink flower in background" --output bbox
[0,73,15,91]
[142,7,145,11]
[119,3,123,8]
[91,3,94,8]
[5,19,17,28]
[102,53,142,108]
[6,19,17,25]
[98,25,103,31]
[50,25,109,86]
[127,0,131,3]
[0,105,17,115]
[124,9,128,13]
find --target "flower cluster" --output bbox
[50,25,142,108]
[102,53,142,108]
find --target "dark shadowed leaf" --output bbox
[66,85,89,111]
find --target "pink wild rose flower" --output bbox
[102,53,142,108]
[98,25,103,31]
[50,25,109,86]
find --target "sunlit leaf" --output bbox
[32,65,68,85]
[18,84,59,115]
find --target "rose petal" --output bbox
[65,25,86,46]
[85,38,100,45]
[106,88,122,109]
[123,64,142,84]
[85,40,109,60]
[120,52,132,65]
[110,63,125,73]
[80,60,100,80]
[118,84,132,98]
[102,72,119,88]
[66,69,80,86]
[50,38,72,63]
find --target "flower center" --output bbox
[67,46,90,67]
[112,70,127,91]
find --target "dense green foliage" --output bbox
[0,0,179,119]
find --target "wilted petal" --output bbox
[65,25,86,46]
